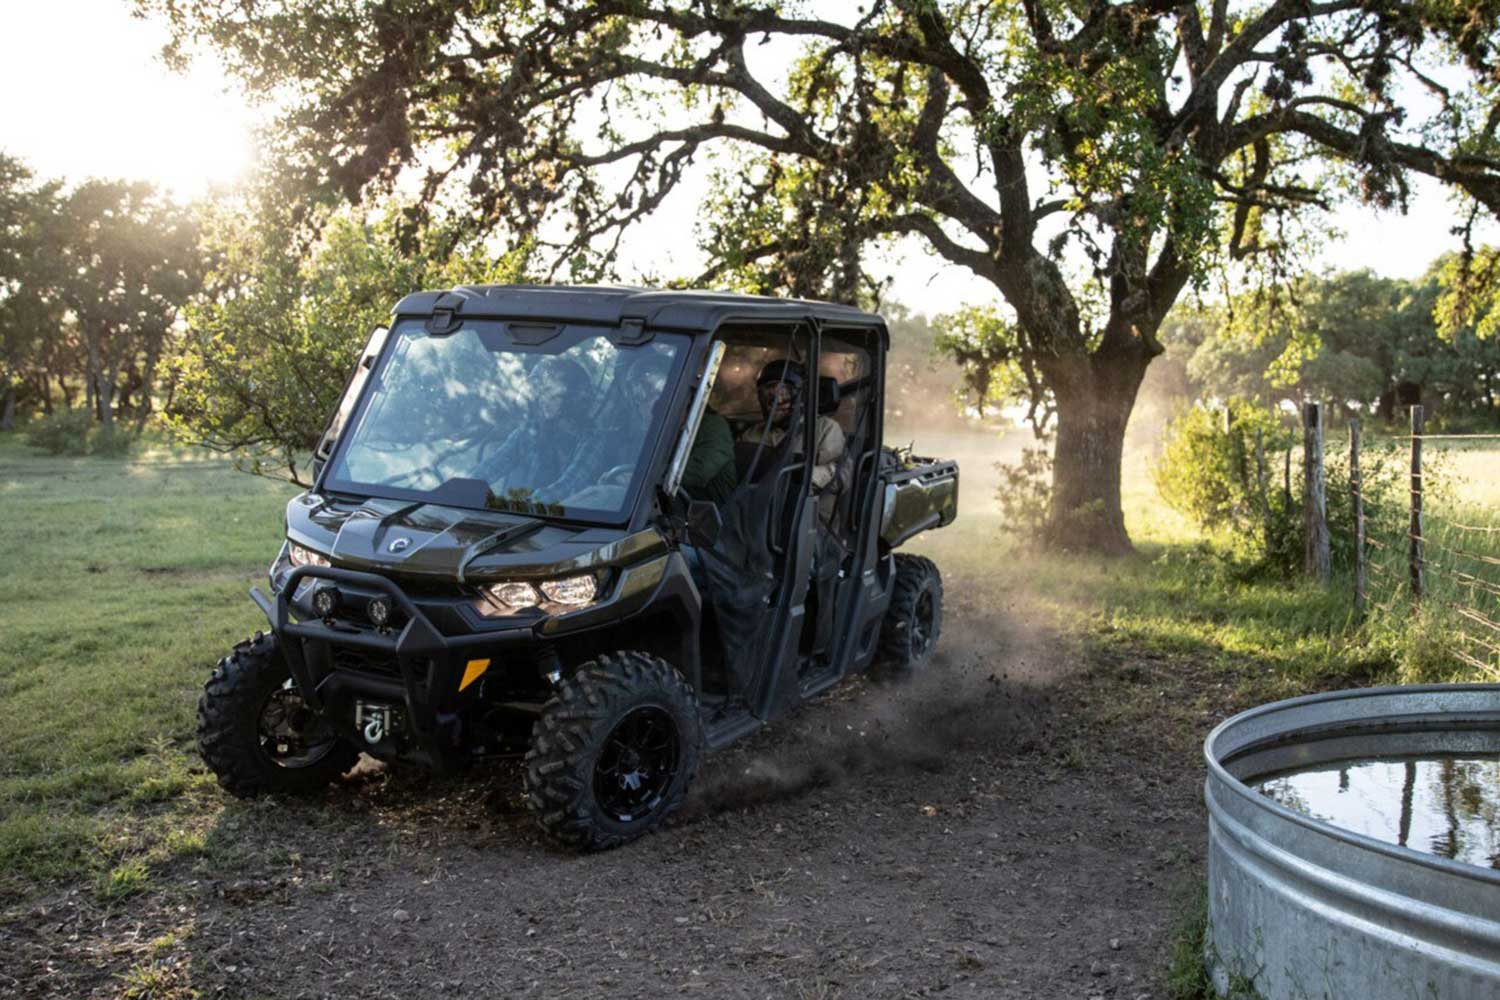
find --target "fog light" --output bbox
[313,586,339,617]
[367,597,391,626]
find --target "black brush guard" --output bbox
[250,565,510,768]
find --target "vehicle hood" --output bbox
[285,493,658,582]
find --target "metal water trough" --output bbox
[1204,684,1500,999]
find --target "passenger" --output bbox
[480,355,592,493]
[741,359,846,520]
[680,405,737,504]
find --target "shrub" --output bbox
[994,435,1054,541]
[25,409,137,457]
[1153,401,1402,576]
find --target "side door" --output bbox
[690,320,818,721]
[810,323,888,681]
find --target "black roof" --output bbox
[391,284,883,332]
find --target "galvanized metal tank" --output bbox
[1204,684,1500,999]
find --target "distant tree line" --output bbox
[0,153,200,436]
[1166,267,1500,426]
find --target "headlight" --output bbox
[287,542,331,568]
[539,574,597,606]
[477,574,601,617]
[484,581,540,610]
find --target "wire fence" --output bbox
[1357,406,1500,681]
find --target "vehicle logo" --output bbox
[388,537,411,554]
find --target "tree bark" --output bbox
[1044,353,1150,556]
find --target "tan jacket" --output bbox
[742,415,848,517]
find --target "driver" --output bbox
[740,359,846,521]
[543,345,676,498]
[482,355,593,495]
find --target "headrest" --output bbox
[816,376,841,415]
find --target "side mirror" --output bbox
[686,500,723,547]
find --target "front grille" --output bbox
[331,647,403,679]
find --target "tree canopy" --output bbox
[169,199,529,482]
[140,0,1500,552]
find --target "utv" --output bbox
[199,285,958,849]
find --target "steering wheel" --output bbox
[598,463,634,487]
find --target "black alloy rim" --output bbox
[593,705,680,823]
[258,680,339,768]
[911,587,936,656]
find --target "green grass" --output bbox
[0,435,295,898]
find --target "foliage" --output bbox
[1153,403,1404,576]
[1184,268,1500,424]
[46,180,202,433]
[994,436,1055,542]
[24,408,134,457]
[1435,245,1500,342]
[140,0,1500,553]
[931,303,1049,424]
[167,199,530,483]
[0,153,64,429]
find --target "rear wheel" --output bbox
[525,651,703,851]
[875,553,943,679]
[197,632,358,798]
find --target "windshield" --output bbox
[325,320,686,520]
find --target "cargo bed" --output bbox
[878,450,959,547]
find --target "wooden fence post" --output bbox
[1255,429,1272,557]
[1350,419,1366,621]
[1410,404,1425,602]
[1283,447,1292,510]
[1303,401,1331,582]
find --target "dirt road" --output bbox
[3,567,1209,1000]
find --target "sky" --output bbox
[0,0,1491,312]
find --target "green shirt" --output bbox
[681,408,737,504]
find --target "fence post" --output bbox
[1350,418,1365,621]
[1303,401,1330,582]
[1409,404,1425,602]
[1283,447,1292,509]
[1255,429,1272,557]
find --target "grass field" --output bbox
[0,436,296,898]
[1,426,1496,906]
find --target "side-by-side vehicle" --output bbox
[198,285,958,849]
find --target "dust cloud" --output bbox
[680,587,1057,822]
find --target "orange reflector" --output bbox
[459,658,491,692]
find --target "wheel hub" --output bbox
[593,706,679,823]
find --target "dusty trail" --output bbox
[4,570,1206,1000]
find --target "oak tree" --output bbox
[146,0,1500,551]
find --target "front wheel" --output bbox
[874,553,944,679]
[197,632,358,798]
[525,651,703,851]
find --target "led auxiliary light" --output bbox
[367,597,392,626]
[312,587,339,617]
[288,542,331,568]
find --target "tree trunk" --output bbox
[134,344,164,435]
[1377,388,1395,422]
[1,383,15,431]
[96,365,116,433]
[1044,355,1148,556]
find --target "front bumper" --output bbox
[253,565,531,769]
